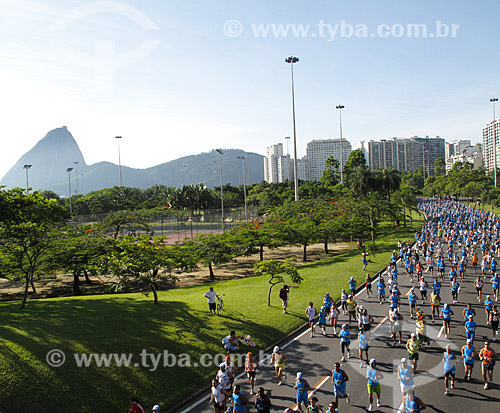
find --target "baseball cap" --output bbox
[320,306,325,310]
[411,333,416,338]
[225,356,231,360]
[247,352,252,356]
[369,358,376,365]
[467,339,472,343]
[219,362,226,368]
[297,372,302,379]
[326,292,330,295]
[273,346,280,353]
[401,358,407,363]
[342,324,347,328]
[152,406,160,412]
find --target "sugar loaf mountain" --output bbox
[0,127,264,195]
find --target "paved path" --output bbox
[182,238,500,412]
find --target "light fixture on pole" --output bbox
[490,98,498,187]
[115,136,123,187]
[336,105,345,185]
[284,136,290,156]
[74,161,79,195]
[216,149,224,230]
[66,167,73,214]
[237,156,248,221]
[23,164,32,194]
[285,55,300,201]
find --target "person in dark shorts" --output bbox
[209,378,230,413]
[245,352,258,395]
[254,387,271,413]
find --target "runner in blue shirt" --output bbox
[484,295,494,323]
[339,324,351,362]
[461,339,477,381]
[366,359,382,411]
[465,316,477,343]
[331,362,350,407]
[377,279,386,304]
[443,345,457,395]
[318,306,328,336]
[293,372,311,412]
[440,303,454,338]
[408,288,418,319]
[348,277,357,295]
[450,278,460,303]
[323,292,333,313]
[491,274,500,301]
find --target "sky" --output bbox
[0,0,499,179]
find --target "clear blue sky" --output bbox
[0,0,498,178]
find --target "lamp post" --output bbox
[285,55,300,201]
[237,156,248,221]
[66,167,73,214]
[23,164,32,194]
[216,149,224,230]
[336,105,345,185]
[74,161,79,195]
[284,136,290,155]
[490,98,498,187]
[115,136,123,187]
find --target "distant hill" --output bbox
[0,127,264,195]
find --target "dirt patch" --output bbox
[0,242,352,301]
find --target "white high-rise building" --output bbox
[483,120,500,172]
[263,143,292,183]
[305,139,352,181]
[446,144,482,172]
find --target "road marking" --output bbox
[371,316,389,334]
[437,325,445,338]
[290,375,329,411]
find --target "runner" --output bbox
[331,362,350,407]
[318,306,328,336]
[406,333,421,372]
[323,292,333,314]
[217,363,233,396]
[403,391,426,412]
[419,277,428,304]
[389,289,399,312]
[365,273,372,298]
[339,324,351,362]
[377,276,386,305]
[443,345,457,395]
[330,304,339,336]
[348,277,357,295]
[307,397,323,413]
[472,251,478,273]
[305,302,317,338]
[461,339,477,381]
[358,326,369,367]
[484,295,494,324]
[209,378,230,413]
[359,307,374,332]
[463,303,476,321]
[440,303,454,338]
[346,295,357,324]
[490,305,500,341]
[450,277,460,303]
[398,358,415,406]
[340,289,348,315]
[224,355,238,383]
[408,288,418,319]
[293,372,311,413]
[430,290,441,324]
[128,397,146,413]
[362,252,369,271]
[475,275,484,302]
[270,346,286,385]
[254,387,271,413]
[245,352,258,395]
[479,341,498,389]
[491,273,500,301]
[366,359,382,412]
[232,384,247,413]
[325,401,338,413]
[390,308,403,346]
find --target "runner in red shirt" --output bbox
[129,396,146,413]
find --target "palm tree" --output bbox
[377,167,401,201]
[350,165,376,196]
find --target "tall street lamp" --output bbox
[285,55,300,201]
[336,105,345,185]
[237,155,248,221]
[23,164,32,194]
[74,161,80,195]
[116,136,123,187]
[66,167,73,214]
[216,149,224,230]
[491,98,498,187]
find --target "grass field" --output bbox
[0,219,422,412]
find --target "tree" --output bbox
[320,156,340,188]
[100,210,152,238]
[376,167,401,201]
[254,259,302,306]
[230,219,283,261]
[343,149,367,183]
[434,158,446,176]
[349,165,376,195]
[0,188,68,308]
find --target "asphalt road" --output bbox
[181,244,500,413]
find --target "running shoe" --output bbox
[346,394,350,404]
[368,404,372,411]
[377,401,381,407]
[484,383,489,389]
[341,356,346,362]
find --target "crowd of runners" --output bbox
[203,199,499,413]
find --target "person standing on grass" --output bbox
[271,346,286,385]
[128,397,146,413]
[490,305,500,340]
[479,341,498,389]
[461,339,477,381]
[366,359,382,412]
[245,352,258,395]
[279,285,290,314]
[294,372,311,413]
[209,378,230,413]
[362,252,369,271]
[204,286,219,315]
[306,302,317,338]
[254,387,271,413]
[443,345,457,395]
[332,362,350,407]
[440,303,454,338]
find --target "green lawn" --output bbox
[0,219,422,412]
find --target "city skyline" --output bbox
[0,1,498,180]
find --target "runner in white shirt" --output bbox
[305,302,317,338]
[330,305,339,336]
